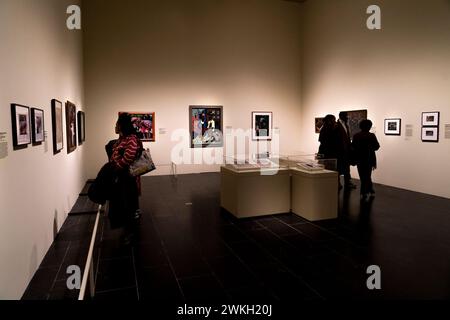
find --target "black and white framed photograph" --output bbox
[11,104,31,148]
[384,118,401,136]
[422,112,439,127]
[31,108,45,144]
[65,101,77,154]
[77,111,85,145]
[252,112,272,141]
[51,99,64,154]
[421,127,439,142]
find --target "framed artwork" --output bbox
[384,118,401,136]
[422,112,439,127]
[51,99,64,154]
[315,117,325,134]
[65,101,77,154]
[422,127,439,142]
[189,105,223,148]
[77,111,86,144]
[11,104,31,148]
[118,112,155,142]
[252,112,272,141]
[31,108,45,144]
[344,109,367,138]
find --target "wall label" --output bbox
[445,124,450,139]
[405,124,413,139]
[159,128,167,135]
[0,132,7,159]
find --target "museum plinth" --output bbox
[220,165,291,218]
[220,165,338,221]
[290,168,338,221]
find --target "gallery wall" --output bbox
[82,0,303,177]
[300,0,450,198]
[0,0,85,299]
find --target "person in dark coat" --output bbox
[336,112,357,189]
[352,119,380,201]
[318,114,338,159]
[109,113,142,243]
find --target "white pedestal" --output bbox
[291,168,338,221]
[220,166,291,218]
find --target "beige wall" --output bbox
[83,0,303,177]
[0,0,85,299]
[300,0,450,198]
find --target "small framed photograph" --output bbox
[421,127,439,142]
[315,117,325,134]
[31,108,45,144]
[384,118,401,136]
[77,111,86,144]
[11,104,31,148]
[66,101,77,154]
[422,112,439,126]
[51,99,64,154]
[252,112,273,141]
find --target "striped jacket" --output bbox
[111,135,141,170]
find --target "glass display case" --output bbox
[286,153,337,172]
[223,153,289,171]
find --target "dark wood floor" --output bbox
[23,173,450,300]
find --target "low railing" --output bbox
[78,205,102,300]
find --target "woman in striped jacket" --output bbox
[109,113,142,243]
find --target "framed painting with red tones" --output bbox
[119,112,155,142]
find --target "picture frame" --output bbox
[384,118,401,136]
[11,104,31,148]
[344,109,368,138]
[65,101,77,154]
[422,112,439,127]
[51,99,64,154]
[189,105,223,148]
[315,117,325,134]
[31,108,45,144]
[421,127,439,142]
[77,111,86,145]
[118,112,155,142]
[252,112,272,141]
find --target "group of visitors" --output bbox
[318,112,380,201]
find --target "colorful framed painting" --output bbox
[31,108,45,144]
[384,118,401,136]
[118,112,155,142]
[422,112,439,127]
[344,109,368,138]
[421,127,439,142]
[51,99,64,154]
[252,112,272,141]
[11,104,31,148]
[189,106,223,148]
[77,111,85,145]
[65,101,77,154]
